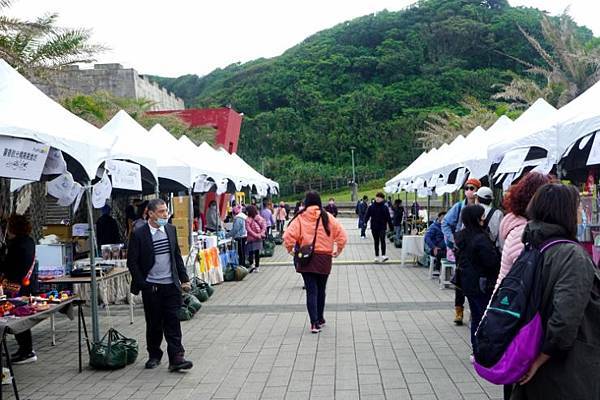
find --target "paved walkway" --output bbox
[5,218,502,400]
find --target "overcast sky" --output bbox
[5,0,599,77]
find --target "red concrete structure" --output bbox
[148,107,243,153]
[148,107,244,219]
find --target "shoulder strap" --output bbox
[311,216,321,248]
[483,207,497,228]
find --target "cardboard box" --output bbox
[42,224,72,242]
[173,196,190,218]
[172,217,189,235]
[178,236,190,255]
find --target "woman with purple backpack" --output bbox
[509,184,600,400]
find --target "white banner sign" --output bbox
[47,173,82,207]
[496,148,530,174]
[0,137,49,180]
[105,159,142,191]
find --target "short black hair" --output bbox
[477,196,492,206]
[376,192,385,199]
[438,211,447,218]
[147,198,166,212]
[527,183,579,239]
[362,195,368,200]
[460,205,485,231]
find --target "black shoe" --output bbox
[169,357,193,372]
[12,352,37,365]
[145,358,161,369]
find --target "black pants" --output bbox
[15,330,32,354]
[372,229,386,256]
[276,220,285,234]
[359,217,366,237]
[142,283,184,363]
[455,287,465,307]
[301,273,328,324]
[236,237,246,267]
[248,250,260,268]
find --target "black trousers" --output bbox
[455,287,465,307]
[141,283,184,363]
[372,229,386,256]
[276,220,285,234]
[301,273,328,324]
[15,330,32,354]
[236,237,246,267]
[248,250,260,268]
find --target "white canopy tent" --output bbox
[100,110,159,191]
[490,83,600,173]
[223,149,280,195]
[148,124,202,190]
[0,59,112,181]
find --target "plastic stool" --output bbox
[439,259,455,289]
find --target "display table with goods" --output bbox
[189,234,237,285]
[0,294,87,400]
[400,235,425,266]
[45,264,135,324]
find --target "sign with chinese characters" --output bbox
[0,136,49,180]
[105,159,142,191]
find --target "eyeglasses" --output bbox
[464,186,477,191]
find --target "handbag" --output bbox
[89,328,138,369]
[294,217,320,270]
[1,252,36,297]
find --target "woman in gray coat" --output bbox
[511,183,600,400]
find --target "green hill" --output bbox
[149,0,593,195]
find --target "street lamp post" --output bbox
[350,147,357,202]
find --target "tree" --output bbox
[0,0,105,76]
[495,11,600,107]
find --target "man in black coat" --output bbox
[355,195,369,238]
[364,192,393,263]
[127,198,193,372]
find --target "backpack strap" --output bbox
[483,207,497,229]
[539,239,578,253]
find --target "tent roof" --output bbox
[101,110,158,181]
[148,124,199,188]
[0,59,112,181]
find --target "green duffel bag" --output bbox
[224,267,236,282]
[177,306,193,321]
[193,287,209,302]
[183,293,202,313]
[273,237,283,245]
[235,265,249,281]
[89,328,134,369]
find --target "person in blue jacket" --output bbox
[424,211,447,271]
[441,177,480,326]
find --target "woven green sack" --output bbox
[235,265,249,281]
[224,267,236,281]
[177,306,193,321]
[193,287,209,302]
[89,328,129,369]
[192,277,215,297]
[183,293,202,313]
[205,283,215,297]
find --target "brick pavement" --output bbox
[3,218,502,400]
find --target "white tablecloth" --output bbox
[401,235,425,265]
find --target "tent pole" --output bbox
[85,183,100,343]
[427,195,431,224]
[154,182,159,198]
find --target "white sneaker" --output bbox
[381,255,389,262]
[374,256,381,263]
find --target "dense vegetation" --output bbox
[150,0,595,195]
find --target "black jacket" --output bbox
[324,204,338,217]
[0,235,35,285]
[96,214,121,247]
[364,202,392,231]
[355,200,368,218]
[392,206,404,226]
[512,221,600,400]
[127,223,189,295]
[454,228,500,296]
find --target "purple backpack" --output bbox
[472,239,576,385]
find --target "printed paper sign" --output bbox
[47,173,81,206]
[0,136,49,180]
[496,148,530,174]
[92,171,112,208]
[105,159,142,191]
[42,148,67,175]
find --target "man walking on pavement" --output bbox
[442,177,480,326]
[127,198,193,372]
[355,195,369,239]
[364,192,393,263]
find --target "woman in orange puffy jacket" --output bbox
[283,191,348,334]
